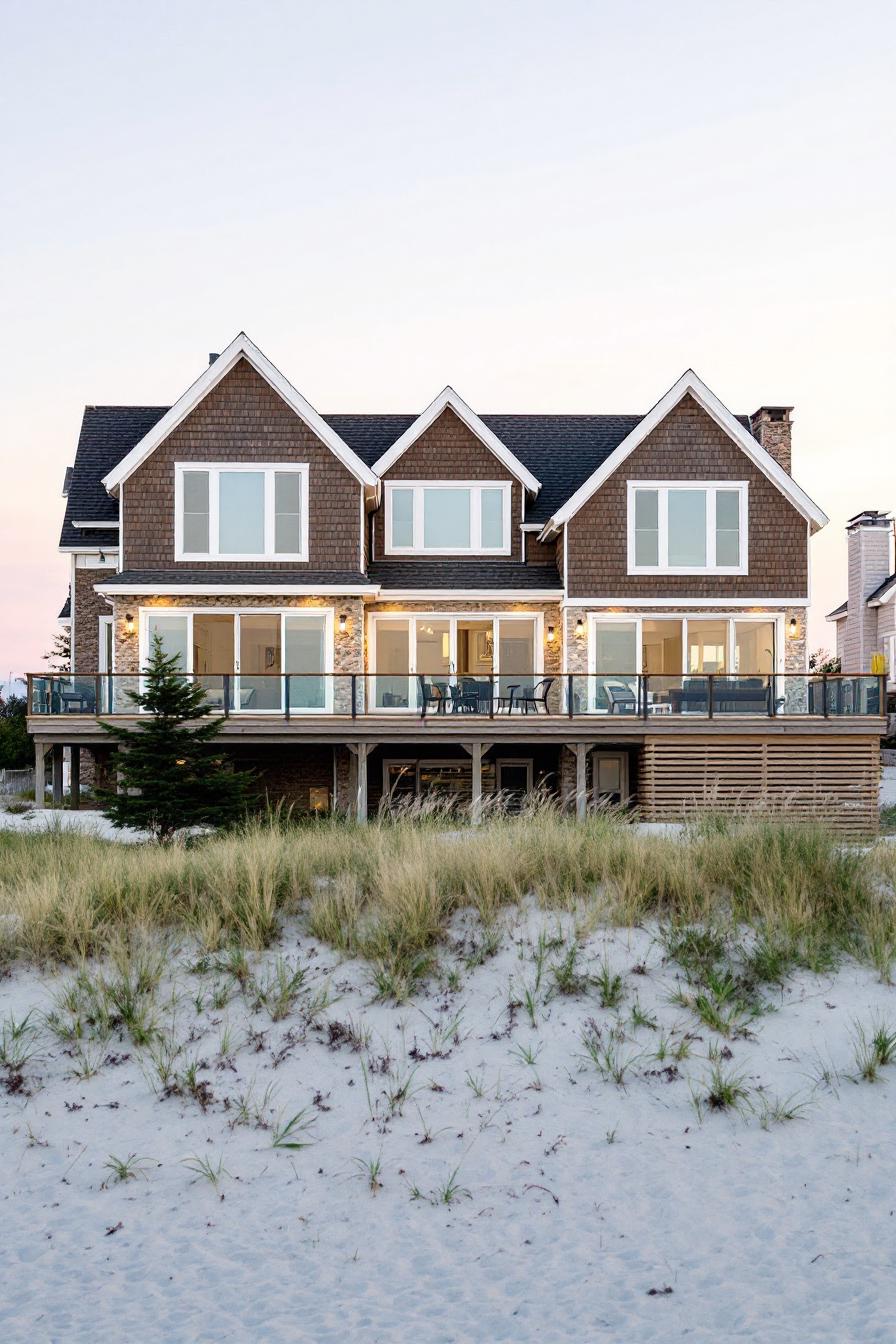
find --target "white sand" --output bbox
[2,910,896,1343]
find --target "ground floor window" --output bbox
[382,756,542,808]
[369,613,541,710]
[141,608,332,712]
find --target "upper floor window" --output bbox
[385,481,511,554]
[175,463,308,561]
[627,481,748,574]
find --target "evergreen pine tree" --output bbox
[100,634,254,842]
[44,626,71,673]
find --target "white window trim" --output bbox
[98,615,114,673]
[384,480,511,556]
[138,605,333,713]
[174,463,309,563]
[626,480,749,576]
[587,612,783,678]
[592,751,630,804]
[497,758,534,793]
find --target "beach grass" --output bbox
[0,803,894,992]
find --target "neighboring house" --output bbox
[826,511,896,694]
[28,333,886,829]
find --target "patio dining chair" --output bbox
[418,677,446,716]
[515,676,555,714]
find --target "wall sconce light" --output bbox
[124,613,135,636]
[787,616,798,639]
[547,625,556,643]
[338,612,349,634]
[575,617,585,639]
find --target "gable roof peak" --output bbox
[539,368,828,538]
[372,384,541,494]
[101,333,378,495]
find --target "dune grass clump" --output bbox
[0,807,893,997]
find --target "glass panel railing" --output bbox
[25,673,886,720]
[373,674,414,711]
[287,673,328,713]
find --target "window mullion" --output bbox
[266,470,277,557]
[658,489,669,568]
[210,470,220,558]
[707,488,717,567]
[471,487,481,551]
[413,488,423,549]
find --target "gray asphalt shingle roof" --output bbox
[60,406,168,548]
[366,562,562,590]
[61,406,757,547]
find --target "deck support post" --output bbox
[569,743,592,821]
[33,741,46,809]
[52,744,64,807]
[348,743,369,824]
[468,742,484,825]
[70,746,80,810]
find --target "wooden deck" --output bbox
[26,712,888,748]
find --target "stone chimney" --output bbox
[845,510,892,672]
[750,406,794,474]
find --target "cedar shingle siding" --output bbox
[122,359,363,573]
[371,408,521,560]
[565,396,808,599]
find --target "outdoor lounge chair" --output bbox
[605,681,637,714]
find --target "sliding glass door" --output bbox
[285,615,328,710]
[238,614,282,711]
[140,609,331,712]
[371,614,541,711]
[591,620,638,713]
[589,614,780,714]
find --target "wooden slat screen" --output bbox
[637,734,880,834]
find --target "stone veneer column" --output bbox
[782,607,808,712]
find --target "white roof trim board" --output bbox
[372,386,541,494]
[102,333,379,495]
[870,579,896,606]
[93,582,381,597]
[538,370,829,539]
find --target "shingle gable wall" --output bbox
[565,396,808,599]
[121,359,363,573]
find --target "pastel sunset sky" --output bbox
[1,0,893,683]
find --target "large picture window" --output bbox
[385,482,510,554]
[628,482,748,574]
[175,464,308,561]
